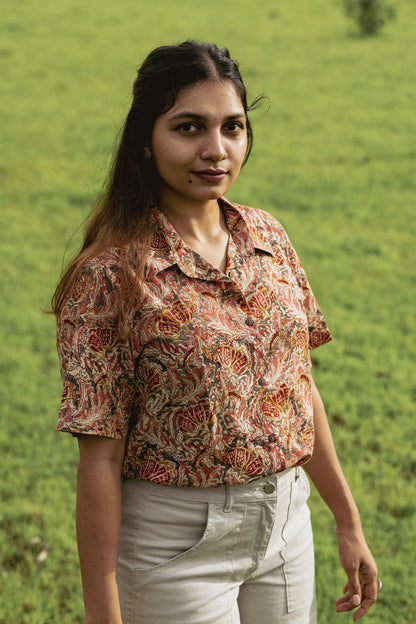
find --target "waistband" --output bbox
[122,467,301,512]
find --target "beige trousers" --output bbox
[118,467,316,624]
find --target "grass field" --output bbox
[1,0,415,622]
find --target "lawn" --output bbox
[1,0,415,622]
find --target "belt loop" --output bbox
[295,466,300,480]
[223,486,234,513]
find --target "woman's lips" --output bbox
[192,169,228,183]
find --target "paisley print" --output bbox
[211,344,252,375]
[260,385,293,418]
[138,457,175,484]
[152,316,181,338]
[56,198,332,487]
[174,403,213,436]
[87,327,118,353]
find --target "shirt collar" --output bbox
[146,197,275,279]
[219,197,275,257]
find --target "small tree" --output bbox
[342,0,396,35]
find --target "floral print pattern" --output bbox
[57,198,332,487]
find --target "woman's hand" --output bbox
[335,527,378,620]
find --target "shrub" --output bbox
[342,0,396,35]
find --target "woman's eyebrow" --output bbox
[168,112,246,121]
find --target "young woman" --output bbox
[54,41,379,624]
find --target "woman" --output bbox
[54,41,379,623]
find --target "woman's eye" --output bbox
[224,121,245,133]
[176,122,199,133]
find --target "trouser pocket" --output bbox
[120,482,211,572]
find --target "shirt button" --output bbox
[264,483,275,494]
[258,377,266,386]
[245,316,255,326]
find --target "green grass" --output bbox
[1,0,415,621]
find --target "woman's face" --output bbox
[150,80,248,212]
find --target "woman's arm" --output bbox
[304,378,378,621]
[76,435,126,624]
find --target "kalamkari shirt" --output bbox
[56,197,332,487]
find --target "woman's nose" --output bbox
[200,130,227,161]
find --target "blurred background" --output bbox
[1,1,415,621]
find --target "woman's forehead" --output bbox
[166,80,245,118]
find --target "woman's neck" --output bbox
[160,198,228,245]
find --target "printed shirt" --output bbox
[57,197,332,487]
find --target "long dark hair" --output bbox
[52,40,260,336]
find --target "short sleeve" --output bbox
[56,257,135,438]
[281,230,332,351]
